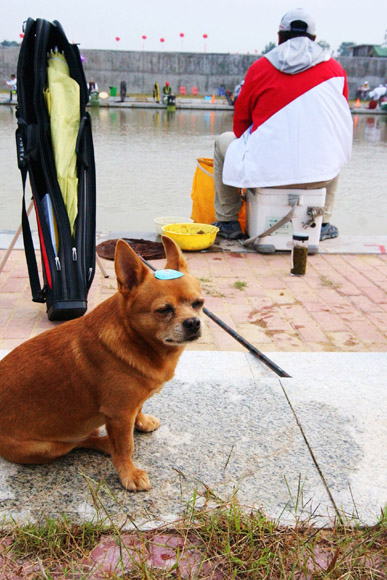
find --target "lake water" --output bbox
[0,106,386,235]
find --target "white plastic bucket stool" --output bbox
[246,188,326,254]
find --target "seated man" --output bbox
[213,8,353,241]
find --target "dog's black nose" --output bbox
[183,318,201,333]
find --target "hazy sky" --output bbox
[2,0,387,55]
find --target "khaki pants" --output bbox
[214,131,339,223]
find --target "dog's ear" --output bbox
[114,239,149,294]
[162,235,189,273]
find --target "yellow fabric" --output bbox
[190,157,246,231]
[153,82,160,101]
[45,51,80,236]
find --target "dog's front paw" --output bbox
[135,413,161,433]
[119,467,151,492]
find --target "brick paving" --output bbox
[1,248,387,352]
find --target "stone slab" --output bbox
[262,352,387,382]
[0,350,385,527]
[280,376,387,525]
[0,373,333,528]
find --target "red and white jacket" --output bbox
[223,37,353,188]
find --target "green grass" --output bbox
[1,493,386,579]
[319,274,341,289]
[233,280,248,291]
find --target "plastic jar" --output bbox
[290,234,309,276]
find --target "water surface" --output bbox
[0,107,386,235]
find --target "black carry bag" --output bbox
[15,18,96,321]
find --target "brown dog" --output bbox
[0,236,204,491]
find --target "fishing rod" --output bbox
[139,255,291,378]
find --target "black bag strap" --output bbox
[16,126,45,303]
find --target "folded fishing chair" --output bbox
[0,17,108,321]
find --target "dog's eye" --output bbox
[156,305,175,316]
[192,299,204,309]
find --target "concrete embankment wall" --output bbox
[1,46,386,99]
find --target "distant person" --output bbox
[153,82,160,102]
[162,81,172,97]
[87,78,98,95]
[218,84,227,97]
[162,81,173,105]
[3,74,17,102]
[356,80,370,100]
[368,84,387,106]
[233,80,244,104]
[212,8,353,241]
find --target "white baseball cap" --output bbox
[279,8,316,36]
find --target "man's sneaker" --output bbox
[213,220,244,240]
[320,223,339,241]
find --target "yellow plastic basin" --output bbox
[162,223,219,251]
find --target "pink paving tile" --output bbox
[371,312,387,333]
[325,331,363,350]
[201,296,228,314]
[348,320,386,344]
[264,288,296,305]
[292,322,328,344]
[335,283,363,296]
[248,296,277,310]
[10,267,29,278]
[224,253,252,270]
[349,294,384,313]
[361,266,387,283]
[261,314,296,334]
[271,332,310,351]
[360,285,387,304]
[3,317,36,338]
[235,322,276,346]
[316,288,353,309]
[285,276,315,292]
[213,327,245,351]
[311,310,350,332]
[226,302,255,324]
[0,310,10,326]
[307,341,337,352]
[267,256,289,271]
[363,343,387,352]
[299,299,329,313]
[257,275,288,289]
[361,255,387,266]
[0,278,29,293]
[0,338,28,350]
[340,272,377,290]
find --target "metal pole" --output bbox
[0,200,34,275]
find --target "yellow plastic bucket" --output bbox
[162,223,219,251]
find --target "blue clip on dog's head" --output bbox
[154,269,184,280]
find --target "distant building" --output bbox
[350,45,387,57]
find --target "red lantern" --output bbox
[203,33,208,52]
[115,36,120,42]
